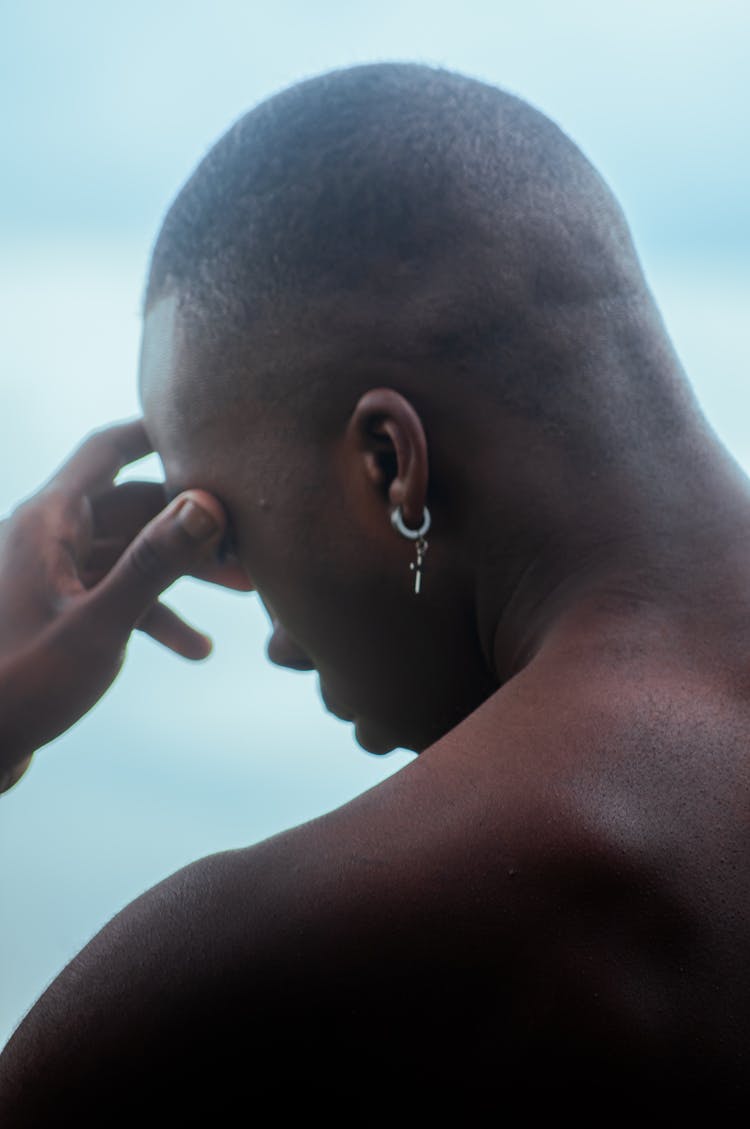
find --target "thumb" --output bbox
[84,490,226,636]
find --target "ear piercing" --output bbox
[391,505,431,595]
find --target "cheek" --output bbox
[242,518,399,677]
[277,571,468,744]
[234,498,493,747]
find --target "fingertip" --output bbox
[173,490,227,542]
[176,499,221,541]
[178,632,213,662]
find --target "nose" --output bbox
[266,621,315,672]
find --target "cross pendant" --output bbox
[409,537,428,595]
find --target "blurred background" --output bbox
[1,0,748,1043]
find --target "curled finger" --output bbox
[137,600,213,661]
[53,420,152,498]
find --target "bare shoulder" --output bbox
[0,688,605,1121]
[4,673,750,1120]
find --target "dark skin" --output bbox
[0,420,249,792]
[3,289,750,1118]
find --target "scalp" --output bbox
[144,62,703,474]
[146,65,647,351]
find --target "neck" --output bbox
[481,432,750,686]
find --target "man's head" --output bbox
[139,63,704,753]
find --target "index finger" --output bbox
[52,420,153,497]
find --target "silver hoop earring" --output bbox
[391,505,431,595]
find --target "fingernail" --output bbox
[177,499,218,540]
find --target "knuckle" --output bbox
[69,429,104,466]
[6,498,32,532]
[71,427,119,471]
[39,483,78,515]
[79,425,112,453]
[10,487,83,547]
[7,496,47,541]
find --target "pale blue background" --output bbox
[1,1,748,1043]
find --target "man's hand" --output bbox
[0,420,250,793]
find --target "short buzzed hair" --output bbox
[146,63,697,457]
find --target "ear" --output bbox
[348,388,429,530]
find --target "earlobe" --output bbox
[350,387,429,530]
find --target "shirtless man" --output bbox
[1,63,749,1118]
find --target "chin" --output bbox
[353,718,400,756]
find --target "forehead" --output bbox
[138,293,237,490]
[138,293,186,435]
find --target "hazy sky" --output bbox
[1,0,748,1044]
[3,1,748,255]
